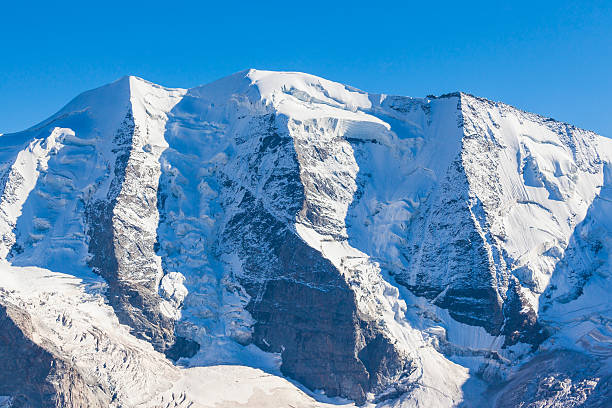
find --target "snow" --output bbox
[0,69,610,406]
[151,365,357,408]
[0,262,179,406]
[460,94,605,299]
[289,102,471,405]
[0,77,185,279]
[0,261,351,407]
[0,129,63,258]
[159,272,188,319]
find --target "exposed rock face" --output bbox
[85,110,176,353]
[223,182,408,403]
[219,118,380,400]
[374,93,606,347]
[0,303,109,408]
[0,70,610,407]
[493,351,610,408]
[395,153,506,335]
[151,82,416,403]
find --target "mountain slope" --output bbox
[0,70,610,407]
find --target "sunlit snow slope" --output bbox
[0,70,610,407]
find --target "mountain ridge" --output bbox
[10,69,603,138]
[0,69,609,407]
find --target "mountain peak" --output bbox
[0,69,610,407]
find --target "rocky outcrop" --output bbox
[494,351,610,408]
[395,153,506,335]
[85,79,186,356]
[376,92,605,348]
[85,110,176,353]
[0,302,109,408]
[218,113,411,404]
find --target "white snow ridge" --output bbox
[0,70,610,407]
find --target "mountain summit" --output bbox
[0,70,610,407]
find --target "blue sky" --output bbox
[1,1,610,136]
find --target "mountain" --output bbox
[0,69,610,407]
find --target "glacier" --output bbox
[0,69,610,407]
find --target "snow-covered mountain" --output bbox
[0,69,610,407]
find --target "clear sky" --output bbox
[1,1,610,136]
